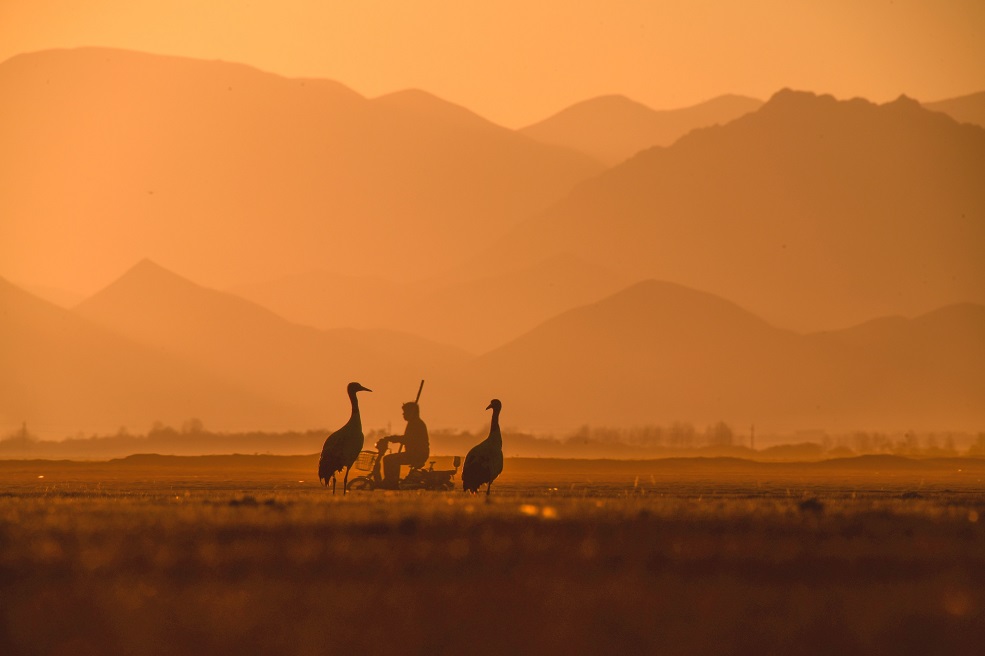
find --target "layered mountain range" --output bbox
[229,88,985,346]
[492,89,985,331]
[519,93,764,166]
[3,263,982,437]
[3,48,983,439]
[0,47,600,292]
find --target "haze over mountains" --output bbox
[470,280,985,432]
[923,91,985,131]
[520,94,764,166]
[233,88,983,346]
[73,259,471,430]
[493,89,985,331]
[0,47,601,293]
[4,47,980,302]
[4,263,983,438]
[229,253,633,353]
[0,275,296,435]
[3,47,983,441]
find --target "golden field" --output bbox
[1,456,984,655]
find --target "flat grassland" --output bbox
[2,455,984,656]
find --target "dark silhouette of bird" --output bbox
[462,399,504,496]
[319,382,371,494]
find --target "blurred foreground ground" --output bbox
[1,456,984,655]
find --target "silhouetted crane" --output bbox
[319,382,372,494]
[462,399,504,496]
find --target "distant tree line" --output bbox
[0,420,326,459]
[1,419,983,460]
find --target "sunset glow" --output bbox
[2,1,983,127]
[3,0,985,439]
[3,4,985,653]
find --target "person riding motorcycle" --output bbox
[381,401,429,489]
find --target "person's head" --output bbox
[401,402,420,420]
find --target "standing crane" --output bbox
[319,382,372,494]
[462,399,504,496]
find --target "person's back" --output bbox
[382,402,430,487]
[401,413,429,467]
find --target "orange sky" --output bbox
[2,0,983,127]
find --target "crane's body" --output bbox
[319,382,371,494]
[462,399,504,496]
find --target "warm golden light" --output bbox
[1,1,983,127]
[4,6,985,655]
[1,1,982,441]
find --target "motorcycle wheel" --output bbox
[346,477,373,491]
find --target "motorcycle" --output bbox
[346,437,461,491]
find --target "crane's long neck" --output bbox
[488,407,502,447]
[348,391,362,430]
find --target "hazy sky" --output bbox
[2,0,983,127]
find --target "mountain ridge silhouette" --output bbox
[923,90,985,129]
[0,47,602,294]
[492,88,985,332]
[520,93,763,165]
[73,259,471,432]
[6,264,983,437]
[1,274,298,435]
[465,277,985,432]
[229,252,633,352]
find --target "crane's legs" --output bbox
[486,482,492,497]
[331,475,336,495]
[343,466,350,496]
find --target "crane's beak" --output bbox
[358,385,373,393]
[486,402,493,410]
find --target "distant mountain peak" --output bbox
[537,278,779,338]
[561,94,656,115]
[604,279,765,315]
[371,87,498,128]
[520,93,764,165]
[118,258,194,286]
[374,87,445,104]
[75,259,213,313]
[763,88,840,110]
[762,88,930,117]
[129,257,170,274]
[498,80,985,334]
[886,93,924,112]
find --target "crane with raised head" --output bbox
[462,399,504,496]
[319,381,372,494]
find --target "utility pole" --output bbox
[750,423,756,451]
